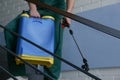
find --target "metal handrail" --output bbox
[0,45,54,80]
[0,23,101,80]
[26,0,120,39]
[0,66,17,80]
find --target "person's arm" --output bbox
[28,2,41,17]
[65,0,75,24]
[66,0,75,12]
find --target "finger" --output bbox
[37,14,41,18]
[66,17,71,24]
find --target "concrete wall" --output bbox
[59,67,120,80]
[0,0,120,80]
[0,0,28,26]
[0,0,120,26]
[73,0,120,13]
[60,0,120,80]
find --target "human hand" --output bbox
[61,17,70,28]
[29,9,41,18]
[65,17,71,25]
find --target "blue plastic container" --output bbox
[16,14,55,67]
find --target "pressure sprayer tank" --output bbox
[15,13,55,67]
